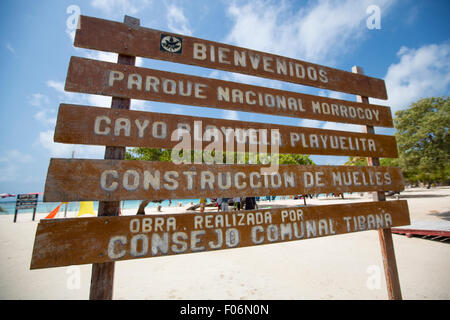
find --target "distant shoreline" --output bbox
[1,186,449,216]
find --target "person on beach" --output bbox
[199,198,206,213]
[221,197,230,211]
[136,199,163,215]
[233,197,241,210]
[244,197,257,210]
[217,198,222,211]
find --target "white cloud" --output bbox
[29,93,49,107]
[39,130,104,159]
[166,4,192,35]
[135,57,144,67]
[311,155,348,166]
[168,106,182,115]
[87,94,112,108]
[317,89,354,103]
[84,50,144,67]
[34,109,57,127]
[223,110,239,121]
[299,117,362,133]
[46,80,82,104]
[373,42,450,111]
[6,43,15,55]
[85,51,118,63]
[46,79,107,106]
[46,80,65,95]
[0,150,33,183]
[207,68,284,91]
[66,29,76,43]
[131,99,152,111]
[299,119,323,129]
[30,89,58,129]
[225,0,393,64]
[0,164,17,182]
[321,121,362,133]
[405,6,419,26]
[45,72,146,110]
[0,150,33,164]
[91,0,150,17]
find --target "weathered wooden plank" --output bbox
[30,201,410,269]
[74,15,388,99]
[43,159,405,202]
[65,56,393,127]
[54,104,398,158]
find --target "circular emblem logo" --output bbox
[160,35,183,54]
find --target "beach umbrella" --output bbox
[0,193,16,198]
[77,201,95,217]
[45,203,63,219]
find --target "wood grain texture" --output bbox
[54,104,398,158]
[30,201,410,269]
[43,159,406,202]
[74,15,388,99]
[65,56,393,127]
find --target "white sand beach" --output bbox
[0,187,449,300]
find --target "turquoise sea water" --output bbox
[0,195,334,215]
[0,199,200,215]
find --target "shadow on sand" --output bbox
[428,210,450,221]
[396,194,449,199]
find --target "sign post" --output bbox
[353,65,402,300]
[30,14,410,301]
[89,15,140,301]
[14,194,38,223]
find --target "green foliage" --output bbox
[344,156,399,167]
[126,148,172,161]
[216,152,314,165]
[394,97,449,185]
[278,153,314,165]
[379,158,399,167]
[344,156,367,166]
[344,97,449,186]
[126,147,314,165]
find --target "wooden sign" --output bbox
[74,16,388,99]
[54,104,398,158]
[14,193,39,223]
[32,13,409,301]
[65,56,393,127]
[15,194,39,210]
[43,158,405,202]
[30,201,410,269]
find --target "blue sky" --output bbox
[0,0,449,194]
